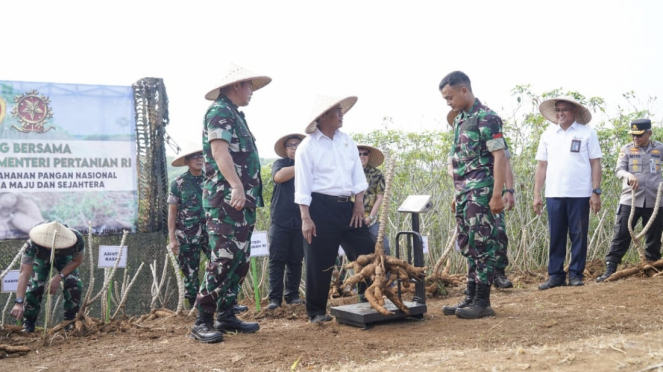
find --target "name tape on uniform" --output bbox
[250,231,269,257]
[2,270,20,293]
[98,245,128,268]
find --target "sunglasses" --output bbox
[285,142,300,149]
[187,153,204,160]
[631,133,645,138]
[359,151,370,156]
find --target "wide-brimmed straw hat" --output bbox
[171,147,203,167]
[305,95,358,134]
[446,110,460,126]
[204,63,272,101]
[357,144,384,167]
[274,133,306,158]
[539,96,592,125]
[29,221,77,249]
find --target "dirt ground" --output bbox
[3,262,663,372]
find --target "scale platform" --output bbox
[330,300,426,328]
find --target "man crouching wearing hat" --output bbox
[190,64,271,343]
[295,95,376,323]
[168,148,210,309]
[597,119,663,282]
[11,221,84,332]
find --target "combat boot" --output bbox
[596,261,618,282]
[494,271,513,289]
[442,282,475,316]
[455,283,496,319]
[190,311,223,343]
[63,309,78,331]
[22,317,37,333]
[214,308,260,333]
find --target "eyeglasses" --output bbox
[359,151,370,156]
[285,143,300,149]
[554,107,574,113]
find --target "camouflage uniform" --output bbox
[362,165,389,254]
[450,99,506,286]
[197,95,263,314]
[20,229,85,321]
[168,171,210,304]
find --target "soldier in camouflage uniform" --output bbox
[10,221,84,332]
[189,64,271,344]
[439,71,507,319]
[168,148,209,309]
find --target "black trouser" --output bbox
[606,204,663,264]
[268,223,304,303]
[304,193,375,318]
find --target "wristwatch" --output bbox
[15,297,24,304]
[592,188,602,195]
[59,272,66,279]
[503,188,515,195]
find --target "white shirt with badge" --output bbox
[294,128,368,206]
[535,121,603,198]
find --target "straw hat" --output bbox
[171,147,203,167]
[446,110,460,126]
[539,96,592,125]
[204,63,272,101]
[357,144,384,167]
[29,221,77,249]
[305,95,358,134]
[274,133,306,158]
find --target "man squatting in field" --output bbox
[440,71,507,319]
[11,221,84,332]
[189,64,270,343]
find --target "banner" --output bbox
[0,80,137,239]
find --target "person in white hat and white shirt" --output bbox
[295,95,376,323]
[10,221,85,332]
[190,63,271,343]
[533,97,603,290]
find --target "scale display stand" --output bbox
[330,195,432,328]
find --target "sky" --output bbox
[3,0,662,159]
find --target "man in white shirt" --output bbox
[533,97,603,290]
[295,95,375,323]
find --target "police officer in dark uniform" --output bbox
[597,119,663,281]
[267,133,306,310]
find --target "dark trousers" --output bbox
[546,197,590,279]
[606,205,663,264]
[268,223,304,302]
[304,193,375,318]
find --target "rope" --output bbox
[627,182,663,264]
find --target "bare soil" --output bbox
[3,262,663,372]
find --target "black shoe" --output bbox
[596,261,618,283]
[285,297,303,305]
[190,311,224,343]
[186,297,197,310]
[233,304,249,314]
[494,273,513,289]
[455,283,496,319]
[214,308,260,333]
[538,277,566,290]
[63,311,77,332]
[22,317,36,333]
[309,314,333,323]
[442,282,475,316]
[267,300,281,310]
[568,276,584,286]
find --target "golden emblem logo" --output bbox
[632,124,638,130]
[0,97,6,125]
[10,90,55,133]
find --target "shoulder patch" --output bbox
[619,151,625,158]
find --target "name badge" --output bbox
[570,139,581,153]
[650,159,657,173]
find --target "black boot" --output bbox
[63,309,78,331]
[190,311,224,343]
[22,317,37,333]
[214,308,260,333]
[442,282,475,316]
[455,283,496,319]
[233,300,248,314]
[494,271,513,289]
[596,261,618,282]
[186,297,196,310]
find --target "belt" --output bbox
[312,192,354,203]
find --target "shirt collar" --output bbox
[311,127,339,141]
[218,94,238,110]
[555,121,580,133]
